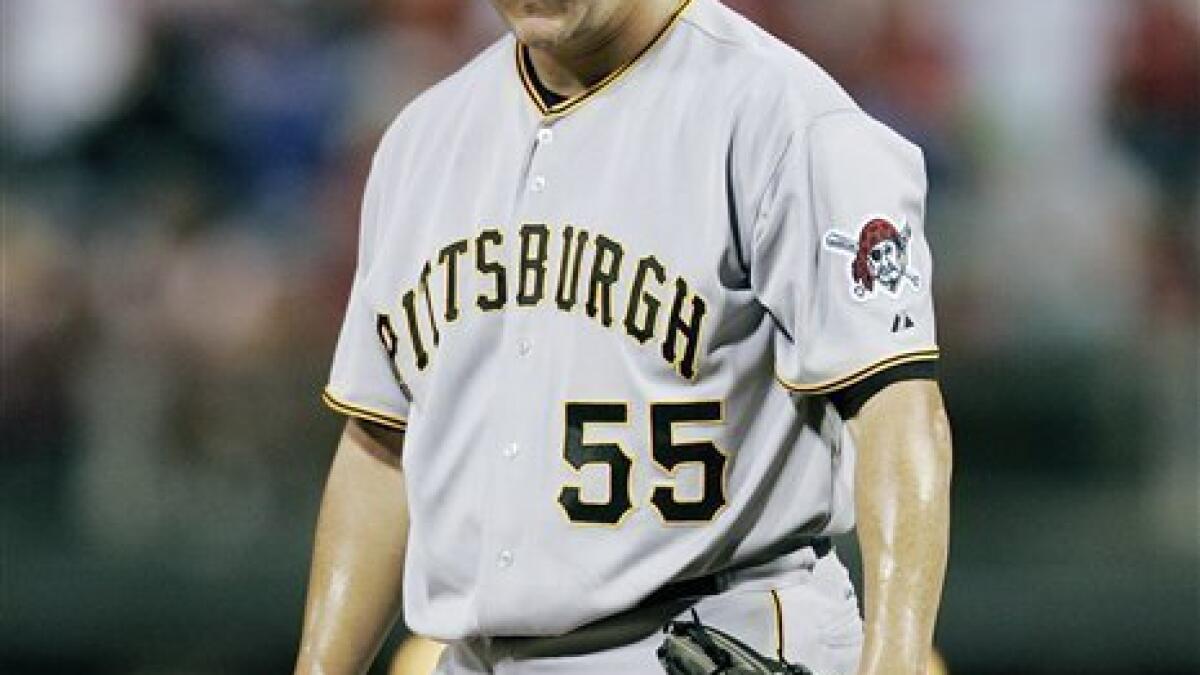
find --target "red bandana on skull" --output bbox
[851,218,901,292]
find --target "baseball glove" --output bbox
[657,610,816,675]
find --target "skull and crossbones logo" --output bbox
[823,218,921,300]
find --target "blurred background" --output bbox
[2,0,1197,673]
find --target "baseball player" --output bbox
[294,1,953,674]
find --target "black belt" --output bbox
[486,538,834,660]
[641,537,832,607]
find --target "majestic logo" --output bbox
[823,218,921,300]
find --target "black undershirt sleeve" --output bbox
[825,359,938,419]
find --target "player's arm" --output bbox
[294,418,409,675]
[847,379,952,675]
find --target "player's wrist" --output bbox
[294,655,353,675]
[856,639,930,675]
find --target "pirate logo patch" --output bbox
[824,218,921,301]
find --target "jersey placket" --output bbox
[475,114,563,632]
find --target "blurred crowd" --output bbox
[5,0,505,555]
[3,0,1197,673]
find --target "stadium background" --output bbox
[2,0,1197,673]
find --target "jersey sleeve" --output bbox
[323,146,411,431]
[751,110,938,404]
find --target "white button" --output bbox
[517,338,533,356]
[497,550,514,568]
[537,128,554,144]
[530,175,546,192]
[503,442,519,459]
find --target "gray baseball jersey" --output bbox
[323,0,937,641]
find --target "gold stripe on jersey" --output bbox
[322,388,409,431]
[515,0,695,119]
[774,348,940,395]
[769,589,785,658]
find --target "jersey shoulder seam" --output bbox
[676,11,862,126]
[803,107,868,134]
[678,11,746,48]
[748,106,861,252]
[676,3,835,87]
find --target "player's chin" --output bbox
[509,15,577,49]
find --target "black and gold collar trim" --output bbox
[515,0,695,119]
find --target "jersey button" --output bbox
[530,175,547,193]
[503,442,519,459]
[537,128,554,144]
[517,338,533,356]
[497,550,514,568]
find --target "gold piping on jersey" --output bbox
[769,589,785,658]
[515,0,695,119]
[774,348,940,395]
[322,388,409,431]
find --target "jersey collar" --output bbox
[515,0,694,119]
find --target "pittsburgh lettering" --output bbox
[382,223,708,379]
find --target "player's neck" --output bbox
[526,0,681,99]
